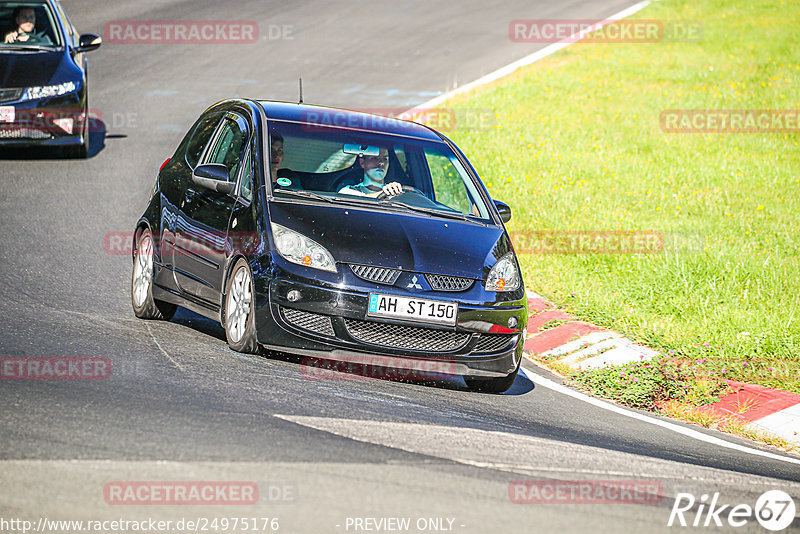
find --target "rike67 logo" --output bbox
[668,490,796,531]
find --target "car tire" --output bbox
[223,258,259,354]
[464,368,519,393]
[131,229,177,320]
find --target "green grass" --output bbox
[568,357,728,409]
[442,0,800,392]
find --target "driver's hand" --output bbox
[381,182,403,196]
[5,32,18,43]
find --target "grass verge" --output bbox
[441,0,800,393]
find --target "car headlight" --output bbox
[271,223,336,272]
[21,81,78,101]
[485,252,521,292]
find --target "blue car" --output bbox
[0,0,101,157]
[132,99,527,392]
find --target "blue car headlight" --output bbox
[485,252,521,292]
[271,223,336,273]
[21,81,78,101]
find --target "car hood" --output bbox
[0,49,76,88]
[268,201,512,279]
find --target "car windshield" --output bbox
[0,2,61,49]
[266,119,492,221]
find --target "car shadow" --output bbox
[0,117,110,159]
[171,307,227,341]
[503,369,535,395]
[169,307,535,395]
[277,352,535,395]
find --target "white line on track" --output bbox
[405,0,652,113]
[519,366,800,466]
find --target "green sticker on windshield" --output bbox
[277,177,292,187]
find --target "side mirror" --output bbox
[494,200,512,223]
[192,164,235,195]
[75,33,102,53]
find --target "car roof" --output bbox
[257,100,444,141]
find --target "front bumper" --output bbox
[254,275,527,378]
[0,94,86,147]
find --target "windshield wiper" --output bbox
[1,44,55,51]
[330,195,382,207]
[383,201,490,226]
[330,195,436,215]
[272,189,335,203]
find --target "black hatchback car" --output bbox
[132,99,528,392]
[0,0,101,157]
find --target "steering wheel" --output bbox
[377,185,424,199]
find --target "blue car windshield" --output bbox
[266,119,491,220]
[0,2,61,48]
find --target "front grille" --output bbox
[425,274,474,292]
[0,88,23,103]
[344,318,469,352]
[0,127,50,139]
[282,308,335,337]
[350,264,401,285]
[473,334,516,354]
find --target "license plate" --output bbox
[367,293,458,326]
[0,106,14,123]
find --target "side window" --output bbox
[205,115,248,181]
[55,2,74,45]
[393,144,408,173]
[185,112,223,168]
[425,150,471,213]
[240,148,253,202]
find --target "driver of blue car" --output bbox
[4,6,52,44]
[338,147,403,198]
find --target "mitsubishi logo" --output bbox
[407,275,423,290]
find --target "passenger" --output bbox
[338,147,403,197]
[4,6,52,45]
[269,133,284,179]
[269,133,301,190]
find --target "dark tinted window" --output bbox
[240,148,253,202]
[205,115,248,180]
[185,112,223,168]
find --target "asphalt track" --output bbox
[1,1,799,533]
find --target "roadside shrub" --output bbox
[570,357,727,409]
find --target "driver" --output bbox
[338,147,403,198]
[4,6,52,44]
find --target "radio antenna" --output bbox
[298,78,303,104]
